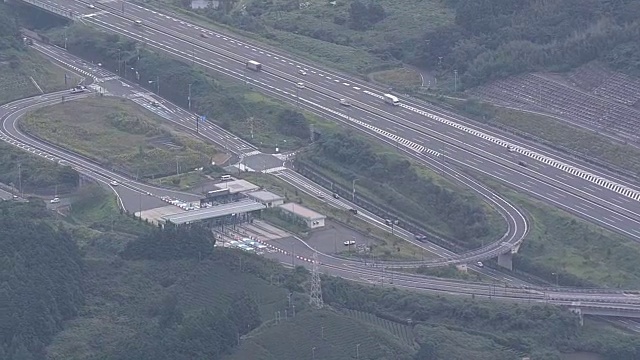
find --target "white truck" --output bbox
[246,60,262,71]
[383,93,399,106]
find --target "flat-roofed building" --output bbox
[161,199,265,226]
[247,190,285,208]
[213,179,259,194]
[278,202,326,229]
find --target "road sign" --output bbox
[200,115,206,122]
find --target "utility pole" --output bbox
[17,162,22,197]
[454,69,458,92]
[188,83,192,111]
[176,156,179,175]
[356,343,361,359]
[352,178,358,202]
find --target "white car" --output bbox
[109,180,119,186]
[298,69,307,76]
[339,98,351,106]
[50,197,60,204]
[476,261,484,268]
[296,82,305,89]
[343,240,356,246]
[87,4,95,8]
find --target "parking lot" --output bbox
[305,220,372,255]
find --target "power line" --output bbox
[309,252,323,309]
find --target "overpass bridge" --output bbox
[563,302,640,325]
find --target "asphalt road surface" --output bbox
[42,0,640,243]
[0,188,14,200]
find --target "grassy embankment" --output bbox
[225,309,415,360]
[20,96,228,179]
[0,140,79,195]
[0,48,80,105]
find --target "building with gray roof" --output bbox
[278,202,326,229]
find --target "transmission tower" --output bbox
[309,252,324,309]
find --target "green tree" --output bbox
[276,109,310,139]
[120,225,215,261]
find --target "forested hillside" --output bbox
[188,0,640,86]
[0,202,84,360]
[418,0,640,86]
[0,2,20,52]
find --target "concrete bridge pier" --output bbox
[497,252,513,271]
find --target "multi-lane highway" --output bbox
[27,0,640,245]
[5,41,640,322]
[27,42,531,286]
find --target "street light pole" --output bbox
[117,48,121,75]
[356,343,361,359]
[188,83,192,111]
[552,272,559,287]
[352,178,359,202]
[156,75,159,94]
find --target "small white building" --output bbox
[247,190,285,208]
[278,202,326,229]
